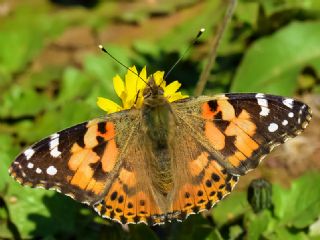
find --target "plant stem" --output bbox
[194,0,237,96]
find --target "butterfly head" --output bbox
[142,75,167,107]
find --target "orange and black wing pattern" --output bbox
[9,111,138,205]
[173,93,311,175]
[168,93,311,221]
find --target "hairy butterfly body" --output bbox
[9,74,312,225]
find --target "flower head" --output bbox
[97,66,188,114]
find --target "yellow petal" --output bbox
[113,75,125,99]
[97,97,122,114]
[168,92,189,102]
[125,66,139,102]
[137,66,147,91]
[164,80,181,96]
[153,71,165,86]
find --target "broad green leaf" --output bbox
[260,0,320,16]
[245,210,274,240]
[273,173,320,229]
[269,228,310,240]
[236,1,259,25]
[309,217,320,237]
[231,21,320,95]
[157,0,223,53]
[0,134,20,191]
[0,86,51,118]
[205,229,224,240]
[229,225,244,240]
[57,67,91,103]
[212,191,248,227]
[4,182,82,238]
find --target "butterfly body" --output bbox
[9,75,312,225]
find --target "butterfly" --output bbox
[9,72,312,225]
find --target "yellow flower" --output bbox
[97,66,188,114]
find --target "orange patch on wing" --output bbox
[69,149,100,189]
[84,124,99,148]
[205,122,225,150]
[118,168,136,188]
[101,139,119,173]
[218,100,235,120]
[233,109,256,136]
[202,102,217,119]
[136,191,151,223]
[175,184,196,214]
[69,147,90,171]
[188,152,209,177]
[227,151,246,167]
[86,179,104,194]
[225,117,259,158]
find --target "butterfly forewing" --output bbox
[9,110,140,205]
[172,93,312,176]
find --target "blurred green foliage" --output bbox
[0,0,320,239]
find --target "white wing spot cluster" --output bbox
[36,168,42,174]
[49,133,62,158]
[282,120,288,126]
[256,93,270,116]
[24,148,35,160]
[46,166,57,176]
[288,112,294,118]
[268,123,278,132]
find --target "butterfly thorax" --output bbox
[141,77,175,196]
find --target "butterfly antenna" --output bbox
[98,45,150,86]
[163,28,205,81]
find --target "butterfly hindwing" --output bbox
[167,126,240,221]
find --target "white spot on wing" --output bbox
[27,162,34,169]
[268,123,278,132]
[256,95,270,116]
[282,120,288,126]
[46,166,57,175]
[257,98,268,107]
[36,168,42,174]
[49,133,62,158]
[255,93,265,98]
[24,148,35,160]
[283,98,294,108]
[260,107,270,116]
[288,112,294,118]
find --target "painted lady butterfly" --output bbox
[9,72,312,225]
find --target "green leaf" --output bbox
[235,1,259,25]
[229,224,244,240]
[231,21,320,95]
[260,0,320,16]
[245,210,274,240]
[272,173,320,229]
[205,229,224,240]
[212,191,248,227]
[270,228,310,240]
[309,218,320,238]
[0,86,50,118]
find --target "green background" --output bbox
[1,0,320,239]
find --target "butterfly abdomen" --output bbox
[142,103,175,195]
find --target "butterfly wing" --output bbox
[9,109,166,225]
[166,93,311,221]
[9,110,138,204]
